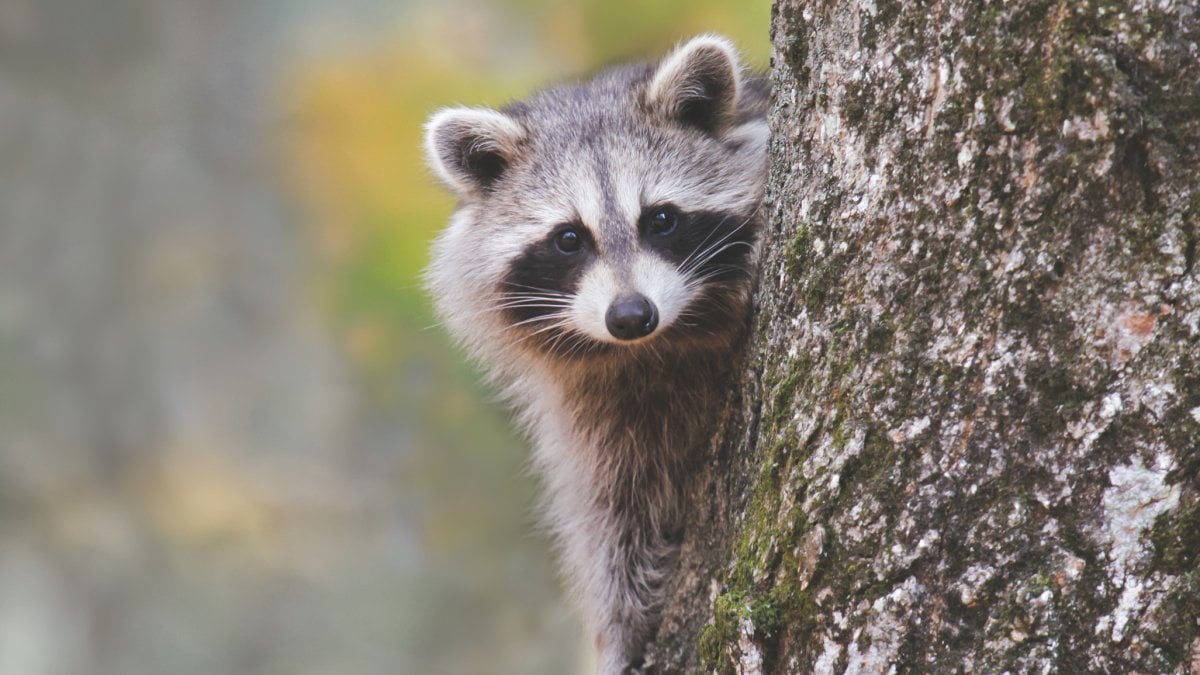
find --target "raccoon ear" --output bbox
[645,34,743,135]
[424,107,525,196]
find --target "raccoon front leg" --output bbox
[562,498,680,675]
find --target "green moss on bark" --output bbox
[651,0,1200,670]
[1151,496,1200,574]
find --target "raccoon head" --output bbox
[424,35,767,364]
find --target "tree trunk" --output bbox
[646,0,1200,672]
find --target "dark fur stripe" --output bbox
[501,225,595,325]
[644,207,756,284]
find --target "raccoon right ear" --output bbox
[645,34,743,135]
[424,107,526,196]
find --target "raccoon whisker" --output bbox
[684,268,740,291]
[506,317,575,349]
[498,301,576,312]
[683,241,755,280]
[436,305,560,332]
[644,340,667,367]
[676,213,735,272]
[553,337,576,358]
[545,337,574,357]
[679,217,753,276]
[500,281,573,297]
[684,274,741,294]
[501,291,571,297]
[674,296,738,333]
[560,336,591,360]
[512,312,574,330]
[496,299,575,314]
[687,220,752,267]
[500,287,572,297]
[513,321,577,347]
[516,330,575,357]
[499,294,574,302]
[677,214,743,274]
[668,306,702,327]
[549,330,587,359]
[688,264,744,280]
[563,330,605,360]
[530,319,576,335]
[541,334,565,355]
[498,294,575,306]
[499,297,572,305]
[674,308,707,326]
[502,308,575,319]
[545,332,591,359]
[429,302,550,327]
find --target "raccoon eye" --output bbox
[644,206,678,236]
[554,228,583,254]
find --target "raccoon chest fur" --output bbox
[530,351,730,510]
[521,353,731,670]
[423,34,768,675]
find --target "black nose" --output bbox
[605,294,658,341]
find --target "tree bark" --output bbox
[646,0,1200,672]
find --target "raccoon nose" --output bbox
[605,294,658,341]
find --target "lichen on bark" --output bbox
[646,0,1200,672]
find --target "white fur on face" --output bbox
[572,170,607,235]
[638,120,769,218]
[561,134,760,345]
[631,254,692,333]
[570,255,692,344]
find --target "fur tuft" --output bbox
[645,34,744,134]
[424,107,526,196]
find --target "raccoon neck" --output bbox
[554,351,733,497]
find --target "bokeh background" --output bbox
[0,1,768,673]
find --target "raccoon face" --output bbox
[425,35,767,361]
[496,201,757,353]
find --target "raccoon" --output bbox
[423,35,768,674]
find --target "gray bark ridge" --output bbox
[647,0,1200,672]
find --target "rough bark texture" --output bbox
[645,0,1200,672]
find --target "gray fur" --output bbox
[423,35,768,674]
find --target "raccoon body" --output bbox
[423,35,768,674]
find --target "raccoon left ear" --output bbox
[424,107,526,196]
[645,34,743,135]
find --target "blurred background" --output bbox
[0,1,768,673]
